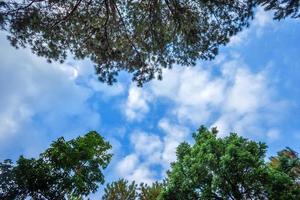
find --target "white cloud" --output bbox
[149,67,226,125]
[158,119,189,165]
[266,129,280,141]
[211,59,286,137]
[229,6,274,46]
[131,131,162,158]
[87,78,125,97]
[115,121,189,183]
[0,57,93,139]
[158,119,188,140]
[124,85,152,121]
[0,34,114,158]
[115,154,139,176]
[229,29,250,47]
[126,165,155,184]
[254,7,273,29]
[122,53,286,140]
[118,56,287,184]
[225,69,268,114]
[115,131,162,183]
[114,131,160,182]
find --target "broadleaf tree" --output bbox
[269,147,300,180]
[0,131,112,200]
[0,0,299,86]
[1,126,300,199]
[159,126,300,200]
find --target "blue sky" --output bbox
[0,7,300,198]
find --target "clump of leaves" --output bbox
[0,0,255,86]
[159,126,300,200]
[0,131,112,200]
[102,179,164,200]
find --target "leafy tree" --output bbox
[102,179,163,200]
[102,179,138,200]
[1,1,298,86]
[0,131,112,200]
[139,182,163,200]
[159,126,300,200]
[0,159,20,199]
[265,167,300,200]
[266,147,300,199]
[269,147,300,180]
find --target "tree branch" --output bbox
[51,0,82,28]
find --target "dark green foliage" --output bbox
[0,131,112,200]
[0,1,298,85]
[1,128,300,199]
[159,126,300,200]
[0,0,255,86]
[258,0,300,19]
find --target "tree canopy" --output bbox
[0,0,299,86]
[0,131,112,200]
[102,179,138,200]
[269,147,300,179]
[159,126,300,200]
[257,0,300,19]
[1,127,300,199]
[102,179,163,200]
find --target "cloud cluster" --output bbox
[125,54,285,137]
[0,5,293,191]
[124,86,152,121]
[115,120,189,184]
[120,54,287,183]
[115,132,161,184]
[0,35,122,158]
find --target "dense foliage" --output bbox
[139,182,163,200]
[0,131,112,200]
[102,179,163,200]
[0,0,299,85]
[102,179,138,200]
[159,126,300,200]
[1,127,300,199]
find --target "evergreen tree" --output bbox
[1,0,298,85]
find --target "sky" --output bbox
[0,7,300,198]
